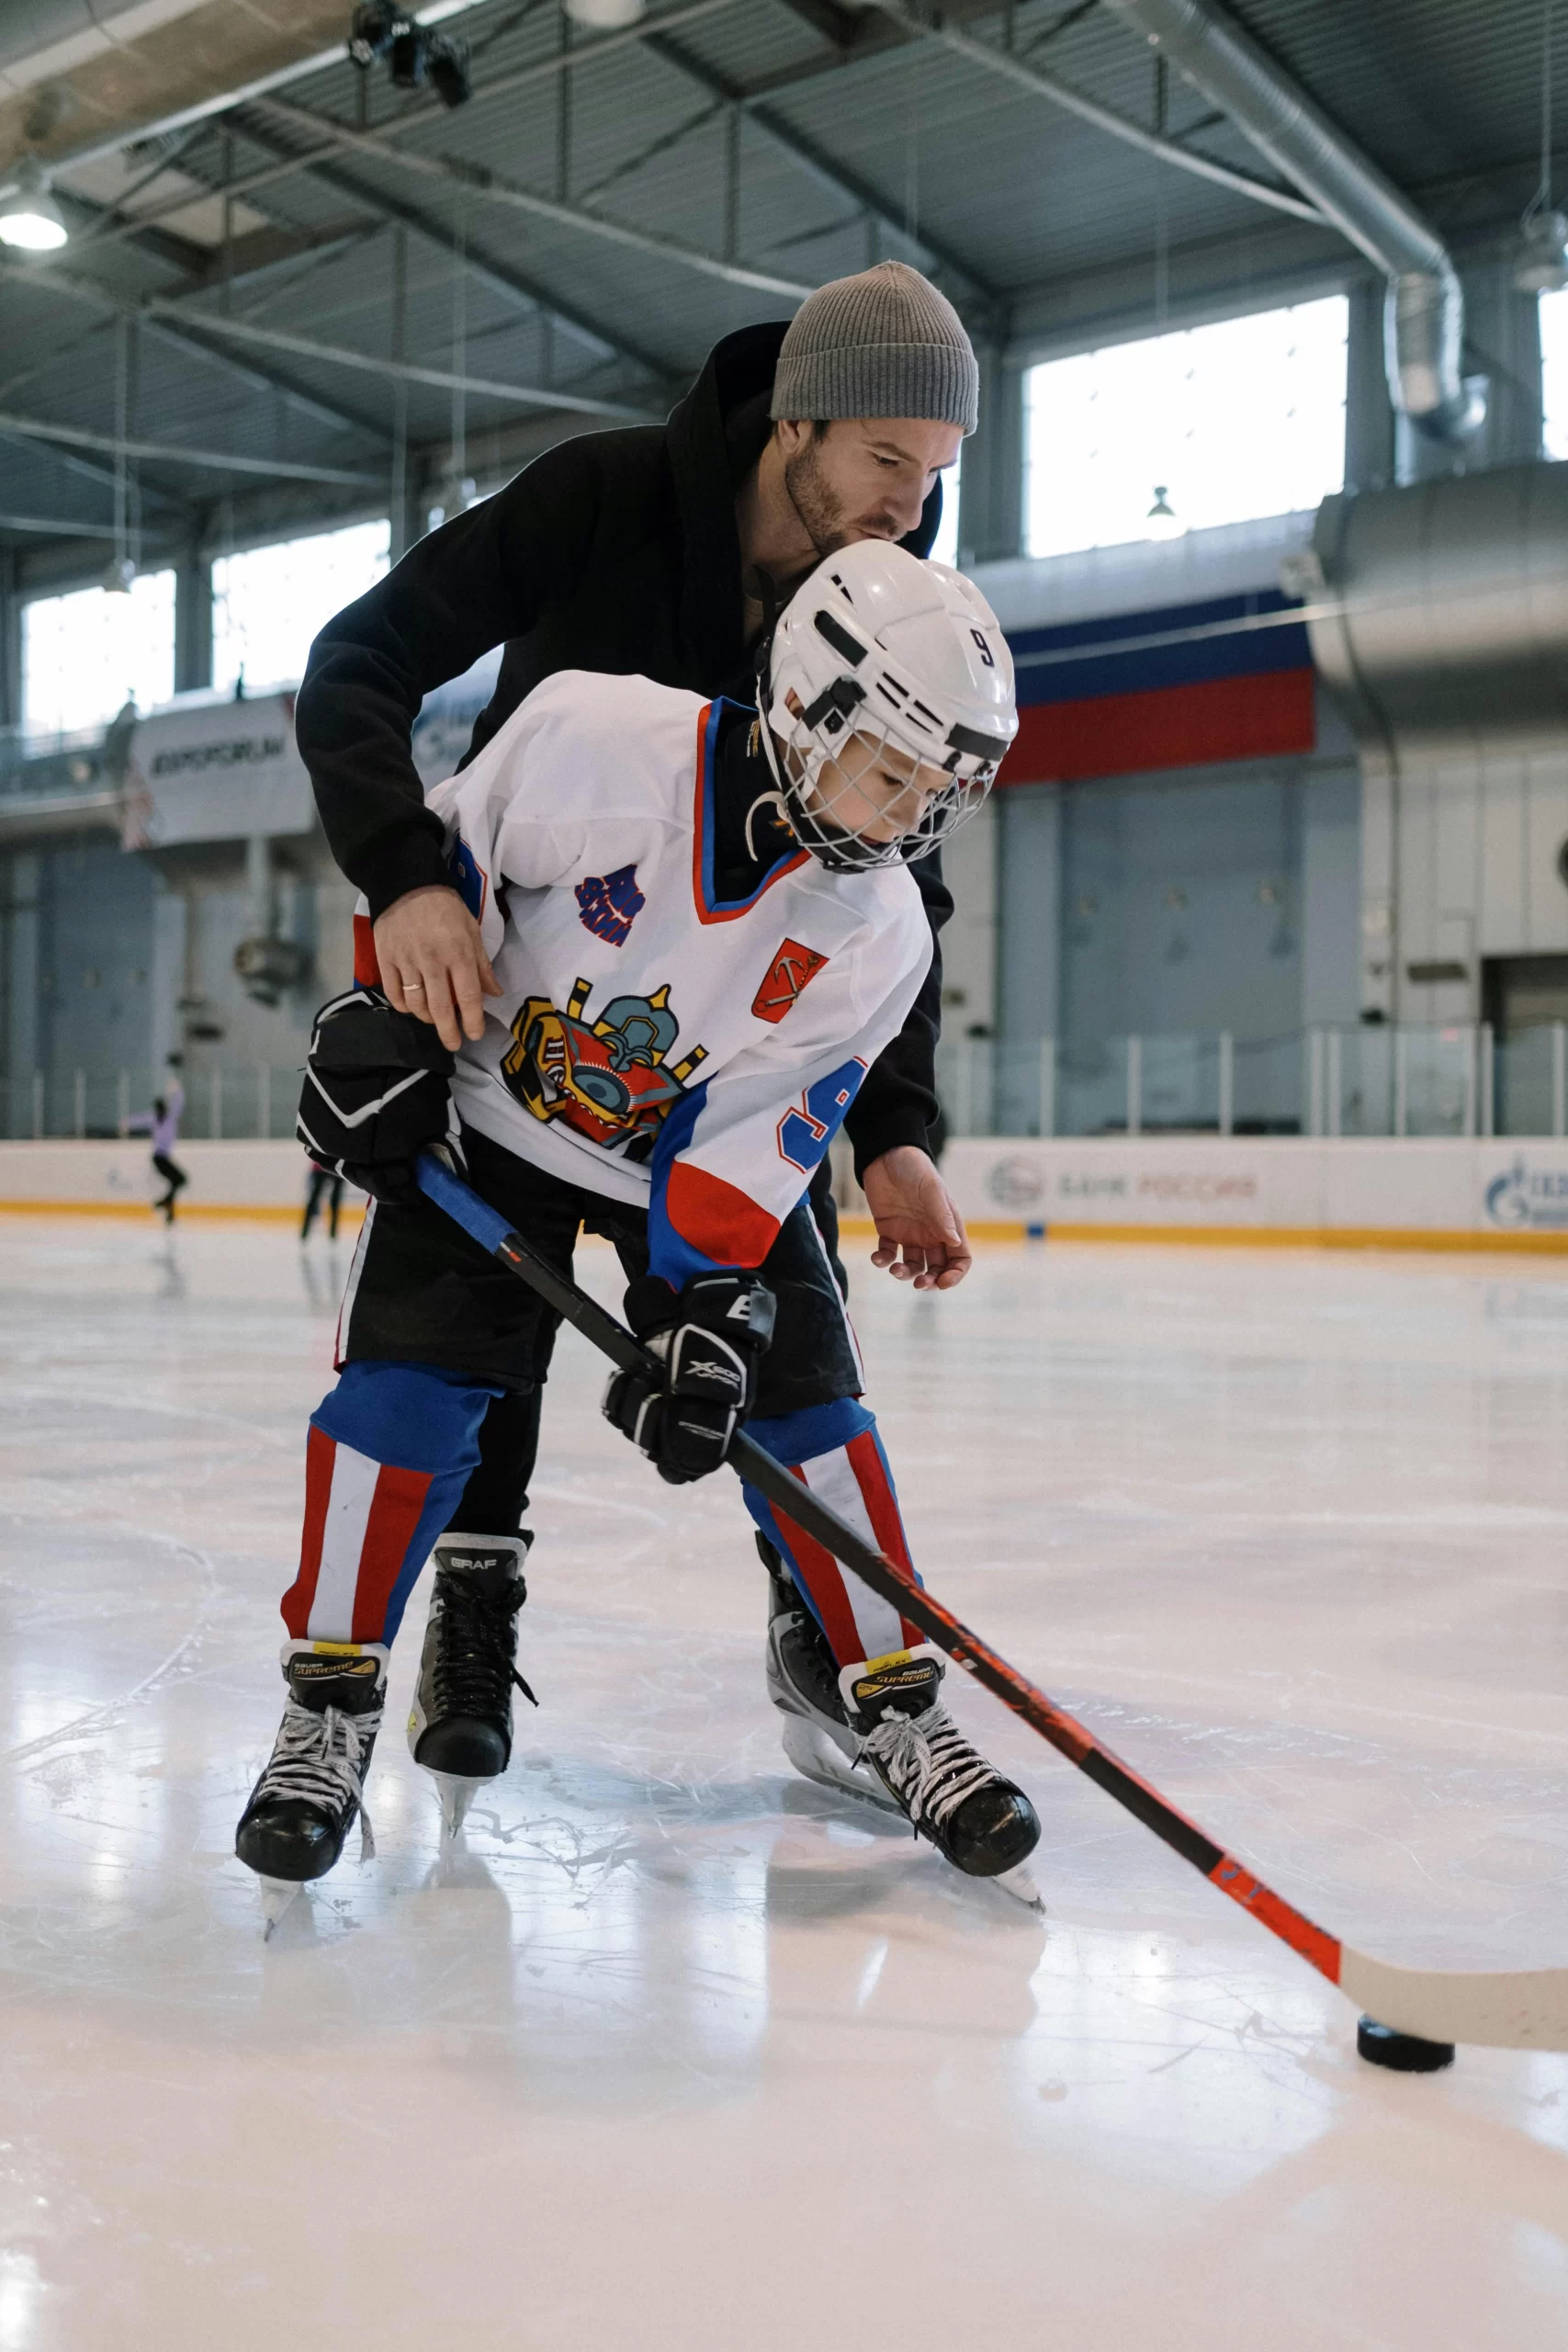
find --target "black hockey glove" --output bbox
[604,1270,776,1485]
[296,989,455,1204]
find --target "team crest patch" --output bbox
[575,864,645,947]
[751,939,829,1025]
[501,976,707,1161]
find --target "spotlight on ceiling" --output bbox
[348,5,470,105]
[565,0,647,28]
[0,157,68,252]
[1145,485,1184,543]
[1513,209,1568,294]
[426,36,471,106]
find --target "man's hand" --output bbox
[373,885,501,1051]
[862,1145,971,1290]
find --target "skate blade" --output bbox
[780,1716,901,1814]
[430,1771,486,1840]
[259,1878,302,1938]
[989,1861,1045,1915]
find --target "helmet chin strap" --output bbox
[744,786,795,861]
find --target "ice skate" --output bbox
[845,1651,1044,1909]
[407,1532,536,1837]
[235,1642,387,1923]
[761,1539,899,1814]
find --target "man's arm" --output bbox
[296,438,603,1046]
[840,847,951,1172]
[296,437,603,919]
[839,848,971,1288]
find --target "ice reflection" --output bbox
[0,1218,1566,2343]
[0,2254,39,2352]
[682,1852,769,2064]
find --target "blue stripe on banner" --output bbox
[312,1360,502,1476]
[1010,591,1310,708]
[745,1397,875,1464]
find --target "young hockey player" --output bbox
[235,537,1042,1906]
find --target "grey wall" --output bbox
[994,752,1360,1049]
[0,833,355,1135]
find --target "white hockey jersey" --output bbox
[354,670,932,1290]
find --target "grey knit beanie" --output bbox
[770,260,979,435]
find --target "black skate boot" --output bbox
[235,1641,387,1926]
[407,1532,536,1838]
[761,1536,900,1814]
[846,1650,1043,1907]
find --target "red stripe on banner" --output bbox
[1003,670,1314,785]
[281,1424,336,1638]
[845,1430,921,1644]
[664,1163,781,1270]
[776,1468,864,1667]
[353,911,381,988]
[351,1462,434,1643]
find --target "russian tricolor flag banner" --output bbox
[1002,589,1314,786]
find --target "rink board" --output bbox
[939,1136,1568,1250]
[6,1137,1568,1251]
[0,1141,366,1220]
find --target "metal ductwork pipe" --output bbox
[1103,0,1486,442]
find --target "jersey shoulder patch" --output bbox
[750,939,829,1024]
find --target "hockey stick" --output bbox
[415,1148,1568,2053]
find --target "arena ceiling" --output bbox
[0,0,1562,577]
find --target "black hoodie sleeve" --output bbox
[295,436,603,919]
[841,846,953,1177]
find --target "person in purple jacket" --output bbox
[127,1067,187,1224]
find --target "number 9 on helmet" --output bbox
[759,540,1018,873]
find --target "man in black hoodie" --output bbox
[294,260,979,1802]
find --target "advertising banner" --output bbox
[122,692,312,847]
[941,1137,1568,1249]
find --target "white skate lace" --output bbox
[857,1702,998,1834]
[256,1695,381,1859]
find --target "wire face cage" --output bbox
[759,681,1000,874]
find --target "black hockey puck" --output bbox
[1356,2015,1456,2073]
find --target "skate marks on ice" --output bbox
[3,1227,1568,2344]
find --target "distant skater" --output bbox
[300,1166,344,1240]
[128,1073,186,1224]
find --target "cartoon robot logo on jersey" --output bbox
[501,977,708,1161]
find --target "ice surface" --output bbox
[1,1218,1566,2348]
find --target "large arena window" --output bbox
[21,570,176,737]
[1541,287,1568,458]
[1022,294,1348,560]
[212,517,390,696]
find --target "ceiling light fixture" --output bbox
[348,5,471,106]
[1145,485,1184,542]
[0,157,68,252]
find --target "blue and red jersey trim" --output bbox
[691,698,808,924]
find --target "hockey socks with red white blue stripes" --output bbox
[279,1362,507,1648]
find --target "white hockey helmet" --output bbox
[759,539,1018,873]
